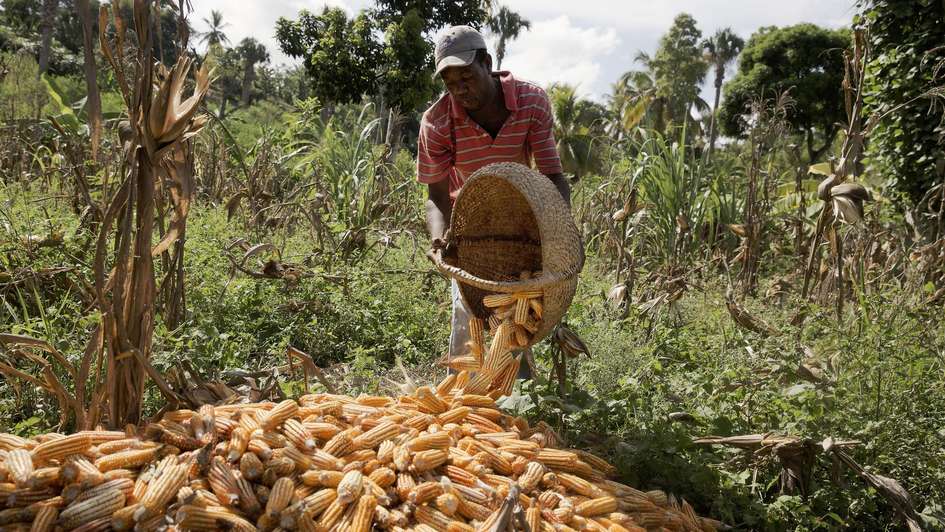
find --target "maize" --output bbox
[207,456,239,507]
[336,469,364,505]
[301,488,336,518]
[94,447,159,472]
[411,449,449,473]
[29,504,57,532]
[349,493,377,532]
[576,496,619,517]
[0,366,715,531]
[58,488,125,529]
[265,476,294,517]
[408,431,451,452]
[30,434,92,464]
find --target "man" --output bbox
[417,25,570,373]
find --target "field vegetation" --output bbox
[1,0,944,529]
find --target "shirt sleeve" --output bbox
[526,90,564,175]
[416,115,453,184]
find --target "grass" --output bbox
[2,178,944,530]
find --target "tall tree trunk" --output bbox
[38,0,58,75]
[241,61,254,106]
[496,37,505,70]
[707,66,724,160]
[76,0,102,161]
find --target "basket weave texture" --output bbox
[433,162,583,345]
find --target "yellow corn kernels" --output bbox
[58,488,125,529]
[336,470,364,505]
[350,493,377,532]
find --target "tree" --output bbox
[548,83,603,179]
[198,9,229,49]
[277,0,483,110]
[486,5,530,70]
[650,13,707,128]
[702,28,744,159]
[610,54,665,138]
[75,0,101,160]
[275,8,381,106]
[719,24,848,163]
[37,0,58,74]
[859,0,945,203]
[237,37,268,106]
[203,45,243,118]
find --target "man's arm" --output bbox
[425,179,452,248]
[544,172,571,207]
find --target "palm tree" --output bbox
[237,38,269,106]
[609,69,658,140]
[609,52,667,138]
[486,5,531,70]
[548,83,598,179]
[702,28,744,159]
[198,10,230,49]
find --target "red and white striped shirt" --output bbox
[416,71,563,201]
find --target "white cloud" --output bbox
[491,16,620,100]
[187,0,857,101]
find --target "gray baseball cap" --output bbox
[434,25,487,77]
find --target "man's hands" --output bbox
[425,180,454,264]
[546,173,571,207]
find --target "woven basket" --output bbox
[430,162,583,346]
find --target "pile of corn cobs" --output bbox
[0,371,720,531]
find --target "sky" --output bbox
[191,0,858,103]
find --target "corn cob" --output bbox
[353,421,401,449]
[207,456,239,506]
[30,434,92,464]
[227,427,250,463]
[94,447,159,472]
[408,431,451,452]
[176,504,256,531]
[238,450,264,482]
[264,476,294,519]
[300,488,336,518]
[109,503,138,530]
[315,499,346,529]
[0,434,31,451]
[336,469,364,505]
[29,504,57,532]
[281,418,316,451]
[57,488,125,529]
[137,463,188,519]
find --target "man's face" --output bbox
[440,55,493,112]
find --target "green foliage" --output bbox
[277,0,485,112]
[651,13,707,128]
[0,51,48,120]
[719,24,849,162]
[859,0,945,203]
[548,83,606,178]
[634,129,712,268]
[275,8,382,106]
[371,0,485,33]
[379,10,433,112]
